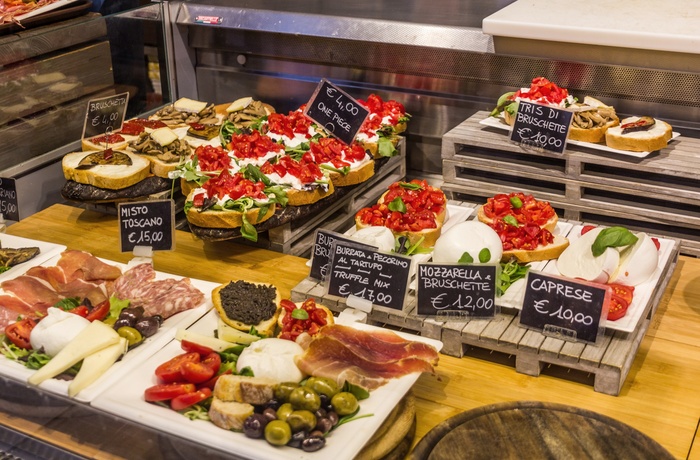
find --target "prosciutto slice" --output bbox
[56,250,122,282]
[294,324,438,390]
[113,263,204,319]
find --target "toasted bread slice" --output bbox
[285,181,334,206]
[328,159,375,187]
[568,97,619,144]
[605,117,672,152]
[62,150,151,190]
[502,234,569,263]
[477,204,558,233]
[211,280,280,337]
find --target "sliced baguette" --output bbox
[285,181,334,206]
[477,204,558,233]
[208,399,254,431]
[327,159,375,187]
[213,374,277,405]
[185,200,276,229]
[62,150,151,190]
[569,97,620,144]
[211,280,281,337]
[502,234,569,263]
[605,117,673,152]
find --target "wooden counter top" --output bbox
[4,204,700,459]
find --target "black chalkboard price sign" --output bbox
[303,79,370,145]
[118,200,174,252]
[510,100,574,154]
[327,241,411,311]
[519,271,609,343]
[416,263,497,318]
[0,177,19,221]
[309,229,374,281]
[83,92,129,139]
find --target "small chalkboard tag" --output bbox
[519,271,609,344]
[416,263,498,319]
[309,229,376,281]
[83,92,129,140]
[326,240,411,311]
[0,177,19,221]
[509,100,573,154]
[303,79,370,145]
[118,200,175,252]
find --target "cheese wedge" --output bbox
[226,97,253,113]
[175,328,238,352]
[28,321,120,386]
[217,317,262,345]
[68,337,128,397]
[149,127,179,146]
[173,97,208,114]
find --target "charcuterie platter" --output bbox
[0,251,214,402]
[92,309,442,460]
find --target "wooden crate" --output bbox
[291,215,681,396]
[441,111,700,256]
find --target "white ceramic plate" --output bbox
[0,256,214,402]
[479,116,680,158]
[0,234,65,281]
[537,225,676,333]
[92,310,443,460]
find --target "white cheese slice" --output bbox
[217,318,262,345]
[150,127,179,146]
[175,328,238,352]
[226,97,253,113]
[28,321,120,386]
[68,337,127,397]
[173,97,208,113]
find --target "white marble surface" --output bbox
[483,0,700,54]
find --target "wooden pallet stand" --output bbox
[291,216,680,396]
[441,111,700,256]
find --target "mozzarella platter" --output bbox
[0,248,214,402]
[91,310,443,460]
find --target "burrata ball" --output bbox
[236,338,305,383]
[30,307,91,357]
[351,226,395,252]
[433,221,503,264]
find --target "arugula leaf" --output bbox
[496,259,530,297]
[591,226,638,257]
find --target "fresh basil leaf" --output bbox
[591,226,638,257]
[458,252,474,264]
[54,297,81,311]
[388,197,406,213]
[399,181,423,191]
[291,309,309,320]
[509,196,523,208]
[503,215,519,227]
[478,248,491,263]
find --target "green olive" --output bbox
[304,377,340,398]
[102,316,117,327]
[289,386,321,412]
[331,392,359,416]
[116,326,143,347]
[287,410,317,433]
[264,420,292,446]
[274,382,299,403]
[276,403,294,422]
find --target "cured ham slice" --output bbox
[294,325,438,390]
[113,263,204,319]
[56,250,122,282]
[0,293,36,328]
[1,276,62,313]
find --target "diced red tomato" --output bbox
[170,387,212,411]
[90,133,125,145]
[119,121,145,136]
[4,318,38,350]
[194,145,232,172]
[482,192,555,228]
[180,340,214,356]
[510,77,569,106]
[144,383,197,402]
[86,300,110,322]
[228,131,284,160]
[180,361,216,384]
[155,352,200,383]
[200,169,268,203]
[278,298,330,342]
[581,225,597,235]
[651,237,661,250]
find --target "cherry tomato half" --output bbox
[155,352,200,383]
[609,283,634,306]
[144,383,196,402]
[86,300,110,322]
[170,387,212,411]
[180,340,214,356]
[180,360,216,384]
[607,295,630,321]
[4,318,38,349]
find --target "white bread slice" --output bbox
[503,234,569,263]
[605,117,672,152]
[477,204,558,233]
[211,280,281,337]
[327,159,375,187]
[569,96,619,144]
[213,374,277,405]
[208,398,254,431]
[62,150,151,190]
[185,189,276,229]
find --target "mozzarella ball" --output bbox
[433,221,503,264]
[351,226,395,252]
[29,307,91,357]
[556,228,619,283]
[236,338,305,383]
[611,232,659,286]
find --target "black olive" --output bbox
[264,398,281,411]
[134,317,160,338]
[315,417,333,434]
[301,435,326,452]
[119,307,145,325]
[243,414,267,439]
[151,314,164,326]
[327,411,339,427]
[113,317,133,330]
[262,407,278,423]
[314,407,327,419]
[287,430,307,449]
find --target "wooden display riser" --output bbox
[291,218,680,396]
[441,111,700,257]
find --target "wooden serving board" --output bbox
[409,401,673,459]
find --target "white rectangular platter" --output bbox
[0,255,215,402]
[0,234,65,281]
[479,115,680,158]
[92,309,443,460]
